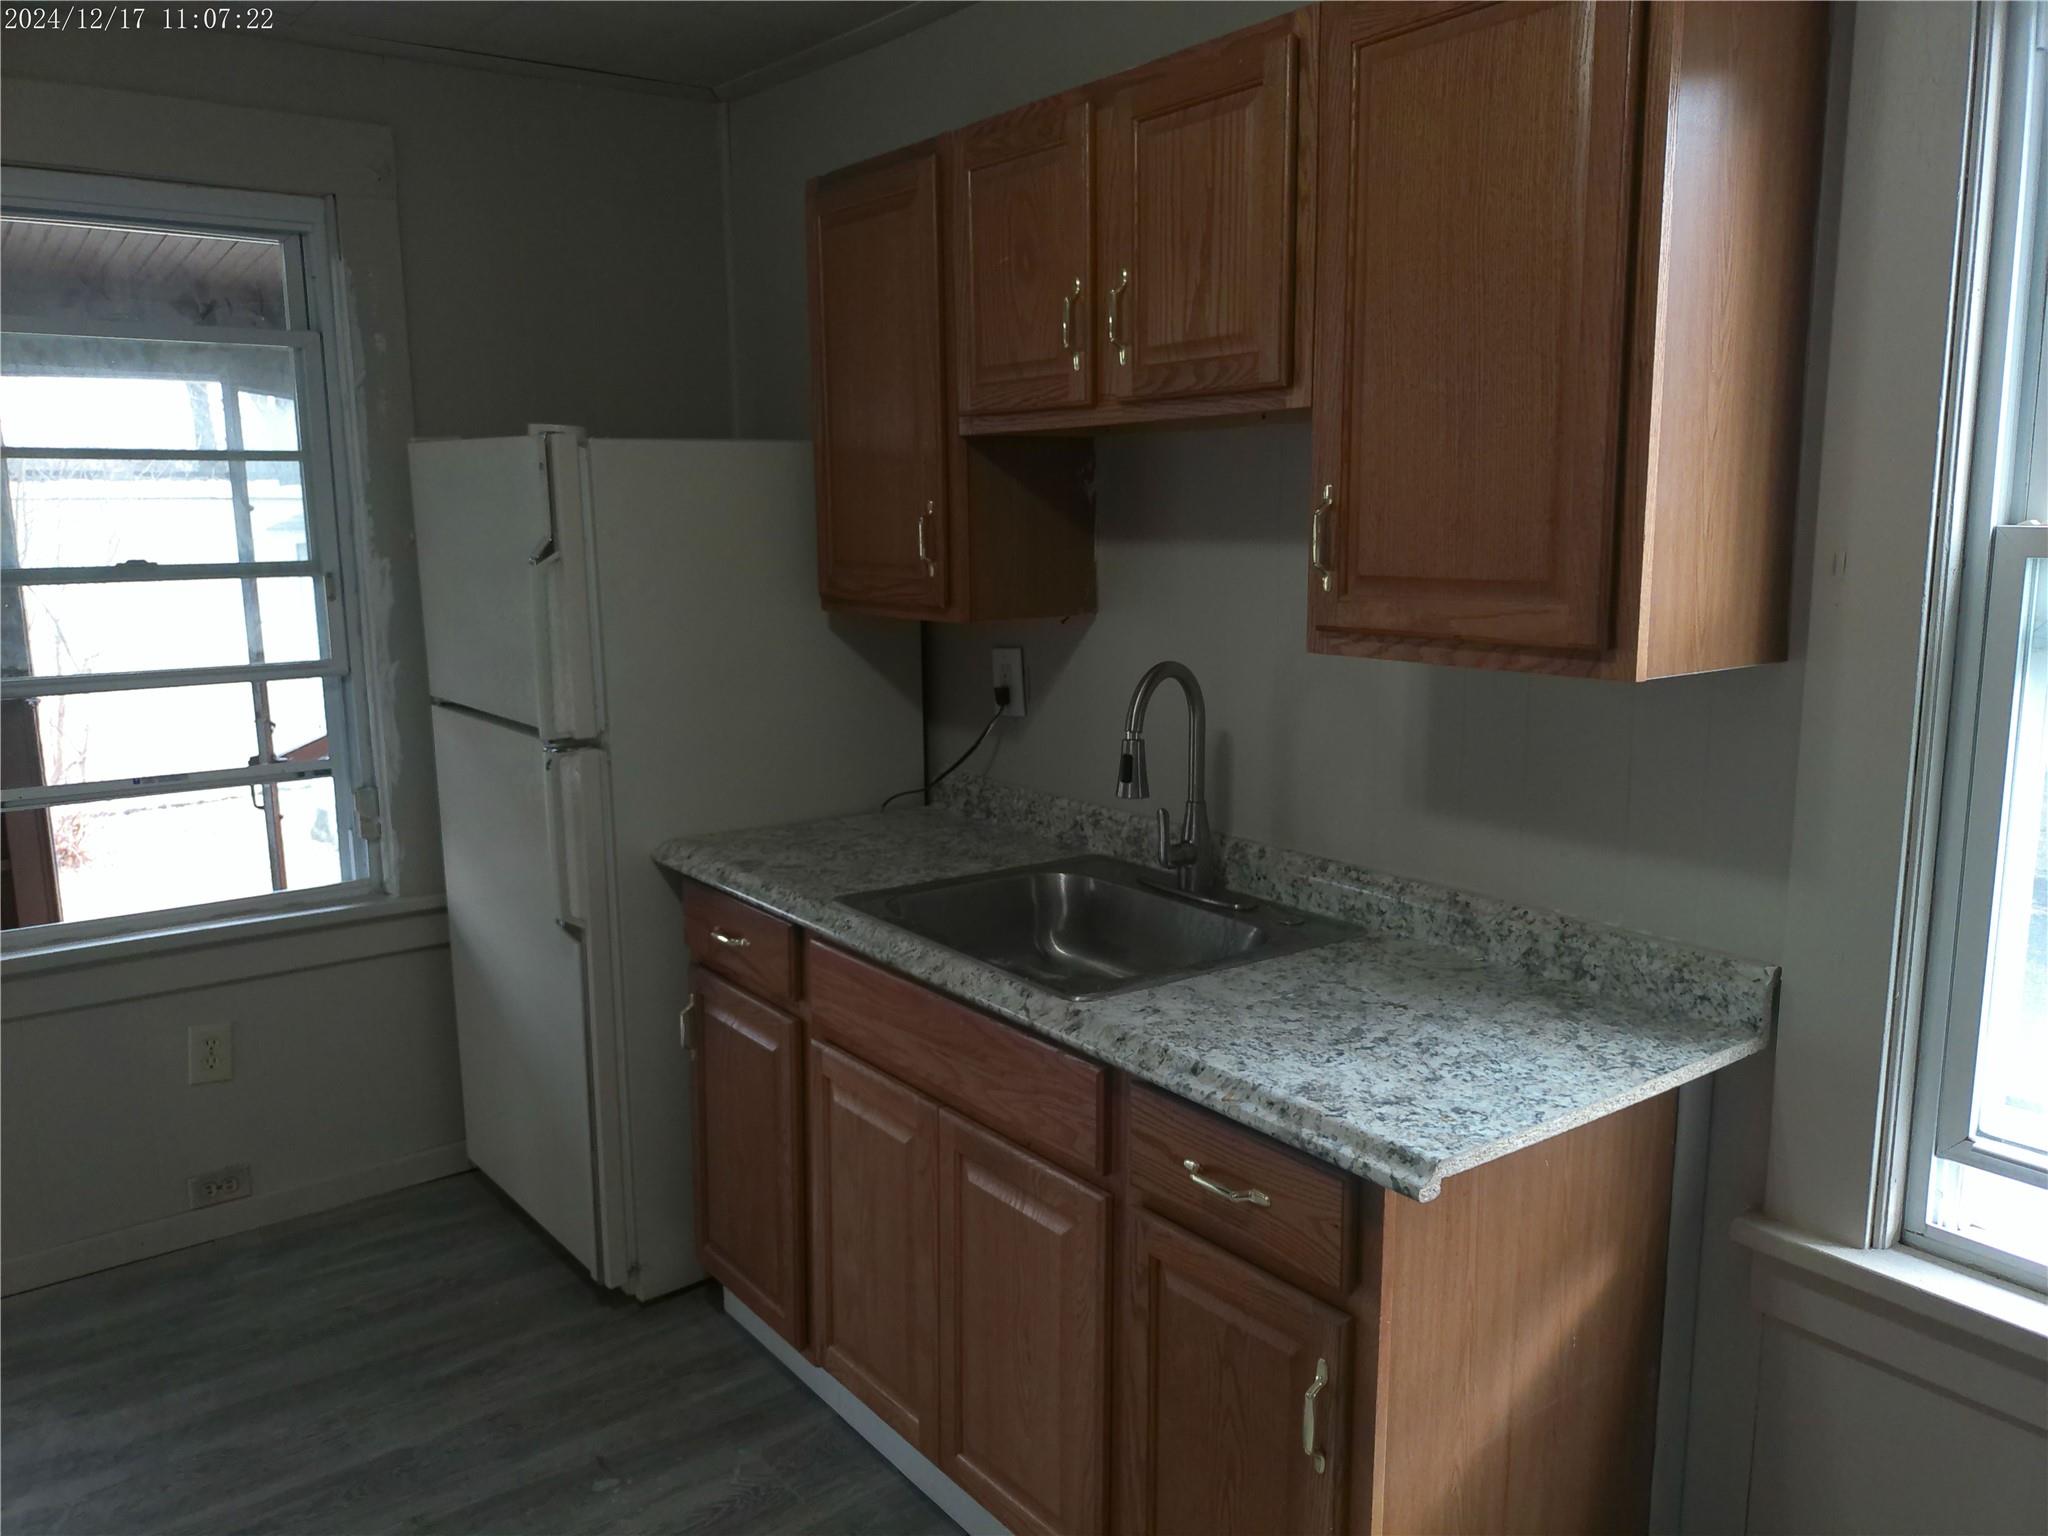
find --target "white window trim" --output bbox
[0,168,388,944]
[1896,0,2048,1293]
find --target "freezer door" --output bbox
[409,437,553,729]
[431,703,601,1276]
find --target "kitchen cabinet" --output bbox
[689,973,806,1348]
[808,1040,942,1455]
[1308,0,1829,677]
[1121,1212,1349,1536]
[807,144,1096,623]
[954,93,1095,415]
[937,1109,1110,1536]
[685,895,1681,1536]
[1099,16,1306,408]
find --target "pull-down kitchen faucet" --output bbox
[1116,660,1231,903]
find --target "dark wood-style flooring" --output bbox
[2,1173,954,1535]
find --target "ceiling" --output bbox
[269,1,963,99]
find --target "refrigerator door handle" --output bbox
[529,548,561,746]
[541,751,584,934]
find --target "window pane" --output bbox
[1,684,283,790]
[0,216,287,329]
[1974,556,2048,1161]
[276,776,342,890]
[266,677,330,761]
[1925,1156,2048,1268]
[3,457,308,569]
[1,334,300,450]
[44,785,284,924]
[7,577,324,677]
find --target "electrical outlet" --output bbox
[188,1164,251,1209]
[188,1024,233,1085]
[991,646,1027,718]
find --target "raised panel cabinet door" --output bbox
[1309,1,1639,652]
[807,148,950,613]
[937,1110,1109,1536]
[692,973,806,1347]
[1104,26,1298,401]
[808,1041,941,1455]
[1121,1213,1349,1536]
[954,94,1094,414]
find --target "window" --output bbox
[0,172,379,939]
[1908,2,2048,1289]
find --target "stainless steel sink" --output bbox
[840,856,1359,999]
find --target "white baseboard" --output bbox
[0,1141,472,1295]
[723,1292,1006,1536]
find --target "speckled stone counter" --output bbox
[654,783,1774,1201]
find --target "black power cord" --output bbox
[880,685,1011,810]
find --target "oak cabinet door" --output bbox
[808,1041,941,1454]
[692,974,806,1347]
[807,147,950,613]
[954,93,1094,414]
[1103,26,1298,402]
[1309,1,1638,652]
[1121,1213,1349,1536]
[937,1110,1110,1536]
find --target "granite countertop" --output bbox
[654,781,1775,1201]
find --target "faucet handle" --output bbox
[1155,808,1195,868]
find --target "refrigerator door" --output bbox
[431,701,603,1277]
[585,439,922,1299]
[410,436,553,729]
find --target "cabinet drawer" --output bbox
[1127,1084,1355,1296]
[683,881,800,1004]
[809,944,1107,1176]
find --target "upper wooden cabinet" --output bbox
[807,146,952,616]
[956,11,1317,434]
[955,93,1095,415]
[1101,18,1305,406]
[807,144,1096,623]
[1308,0,1828,678]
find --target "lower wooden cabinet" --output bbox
[937,1109,1110,1536]
[809,1040,942,1454]
[1121,1211,1350,1536]
[691,972,806,1348]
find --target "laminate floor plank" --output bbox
[2,1174,955,1536]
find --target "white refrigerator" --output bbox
[409,427,921,1299]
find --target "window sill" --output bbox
[1,893,449,1017]
[1734,1212,2047,1427]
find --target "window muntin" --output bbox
[0,189,374,938]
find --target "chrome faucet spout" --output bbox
[1115,661,1222,898]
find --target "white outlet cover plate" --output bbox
[187,1024,233,1085]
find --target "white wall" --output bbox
[0,37,733,1285]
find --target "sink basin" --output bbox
[840,856,1359,999]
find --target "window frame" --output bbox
[1903,0,2048,1292]
[0,169,384,941]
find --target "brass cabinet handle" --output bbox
[1108,268,1130,364]
[1183,1158,1271,1207]
[1310,483,1335,593]
[710,928,751,949]
[1303,1357,1329,1473]
[916,499,937,577]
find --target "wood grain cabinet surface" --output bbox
[1307,0,1829,678]
[807,1040,943,1455]
[806,144,1096,624]
[1120,1211,1350,1536]
[937,1109,1111,1536]
[689,973,807,1349]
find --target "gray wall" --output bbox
[5,28,733,440]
